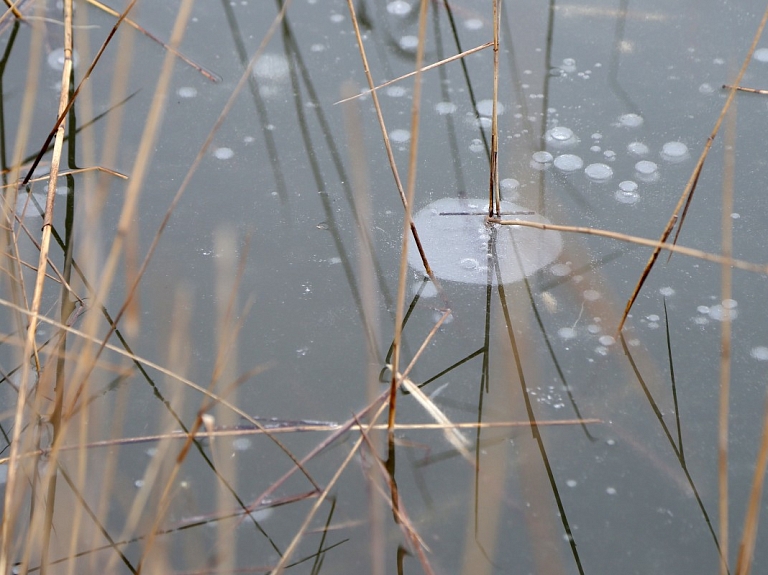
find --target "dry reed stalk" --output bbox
[400,309,451,381]
[355,418,436,575]
[21,0,141,185]
[734,387,768,575]
[342,80,383,364]
[717,100,737,575]
[0,0,68,569]
[84,0,219,82]
[334,42,492,105]
[399,375,472,461]
[488,0,500,216]
[213,230,240,574]
[722,84,768,94]
[0,0,26,23]
[0,417,603,463]
[270,402,388,575]
[341,78,385,575]
[489,218,768,277]
[617,4,768,332]
[343,0,435,280]
[390,0,430,434]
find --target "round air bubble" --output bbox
[584,163,613,181]
[598,335,615,346]
[627,142,649,156]
[548,126,575,142]
[532,151,553,163]
[47,48,80,71]
[435,102,457,115]
[583,289,601,301]
[558,327,577,339]
[399,35,419,51]
[464,18,483,30]
[177,86,197,98]
[386,86,406,98]
[213,147,234,160]
[554,154,583,172]
[550,263,571,276]
[390,129,411,143]
[469,139,484,153]
[619,113,643,127]
[615,190,639,204]
[754,48,768,62]
[407,198,563,285]
[635,160,658,175]
[751,347,768,361]
[661,141,689,162]
[253,53,289,82]
[561,58,577,73]
[233,438,252,451]
[387,0,411,16]
[619,181,638,192]
[500,178,520,193]
[476,99,505,117]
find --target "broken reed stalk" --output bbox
[616,3,768,332]
[390,0,430,434]
[488,0,500,217]
[717,101,737,575]
[343,0,435,281]
[722,84,768,94]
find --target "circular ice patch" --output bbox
[387,0,411,16]
[619,113,643,127]
[532,151,554,163]
[407,198,563,285]
[627,142,649,156]
[635,160,658,175]
[390,129,411,144]
[661,141,689,162]
[177,86,197,98]
[253,53,289,82]
[476,99,505,117]
[754,48,768,62]
[213,147,234,160]
[584,163,613,181]
[435,102,457,115]
[553,154,583,172]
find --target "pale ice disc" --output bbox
[407,198,563,285]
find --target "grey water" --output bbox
[4,0,768,573]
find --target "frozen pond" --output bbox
[3,0,768,573]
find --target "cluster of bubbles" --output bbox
[693,298,739,325]
[505,114,691,205]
